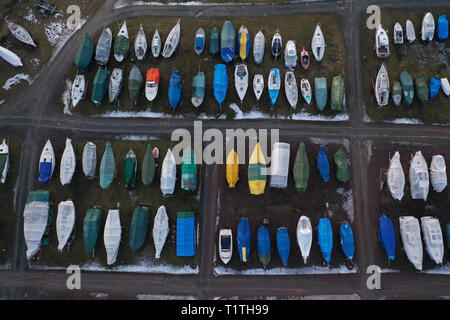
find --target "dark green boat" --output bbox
[141,144,155,186]
[113,22,129,62]
[293,142,310,192]
[209,27,219,55]
[75,33,93,71]
[83,208,102,255]
[124,150,137,188]
[334,148,350,183]
[129,206,149,252]
[330,75,345,111]
[181,146,197,191]
[415,76,429,104]
[400,71,414,106]
[128,64,143,102]
[91,68,109,105]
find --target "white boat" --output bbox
[194,27,205,55]
[82,141,97,179]
[421,12,435,41]
[271,31,282,58]
[153,205,169,259]
[284,71,298,109]
[60,138,76,186]
[151,29,161,58]
[219,228,233,264]
[161,148,176,195]
[441,78,450,96]
[38,139,55,184]
[253,31,265,64]
[162,19,181,59]
[0,139,9,184]
[375,63,390,107]
[95,27,112,65]
[0,45,23,67]
[7,21,37,47]
[297,216,312,264]
[430,155,447,192]
[108,68,123,104]
[375,24,390,58]
[104,209,121,265]
[23,191,49,259]
[393,22,404,44]
[300,78,312,105]
[56,200,75,252]
[114,22,129,62]
[421,216,444,265]
[387,151,405,201]
[284,40,297,69]
[71,75,85,108]
[311,24,325,62]
[234,63,248,103]
[399,216,423,271]
[406,20,416,43]
[253,74,264,102]
[134,23,147,60]
[409,151,429,201]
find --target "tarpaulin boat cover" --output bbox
[192,72,205,100]
[387,151,405,200]
[238,26,250,61]
[415,76,429,103]
[429,77,441,100]
[409,151,429,201]
[334,148,350,183]
[129,65,143,101]
[104,209,121,265]
[400,71,414,106]
[124,151,137,187]
[276,227,290,267]
[168,70,182,109]
[176,211,196,257]
[82,142,97,179]
[220,21,235,63]
[314,77,327,111]
[23,190,49,260]
[129,206,149,252]
[257,225,271,267]
[56,200,75,252]
[100,142,115,189]
[95,28,112,65]
[181,147,197,191]
[161,148,176,195]
[226,149,239,188]
[237,217,251,262]
[209,27,219,55]
[153,205,169,259]
[213,64,228,108]
[317,145,330,182]
[83,208,102,255]
[437,15,449,40]
[270,142,290,188]
[114,34,129,60]
[141,144,155,186]
[75,33,93,71]
[330,75,344,111]
[60,138,76,186]
[379,214,395,261]
[339,223,354,260]
[293,142,309,192]
[430,155,447,192]
[91,68,109,104]
[39,162,52,185]
[253,31,265,64]
[318,218,333,264]
[195,35,204,52]
[248,142,267,195]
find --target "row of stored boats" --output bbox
[0,20,38,68]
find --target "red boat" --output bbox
[300,46,310,70]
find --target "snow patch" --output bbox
[197,113,227,120]
[383,118,424,125]
[115,135,160,141]
[336,188,354,223]
[62,79,72,115]
[99,110,185,119]
[309,137,350,153]
[291,111,349,121]
[214,264,358,276]
[0,100,5,105]
[90,292,109,299]
[137,294,196,300]
[30,58,40,69]
[23,8,39,24]
[0,263,11,270]
[44,21,70,46]
[379,268,400,273]
[2,74,31,90]
[422,263,450,275]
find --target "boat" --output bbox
[213,64,228,109]
[176,211,196,257]
[257,225,271,267]
[153,147,159,159]
[124,150,137,188]
[318,218,333,264]
[284,40,297,69]
[82,142,97,179]
[271,30,282,58]
[209,27,219,55]
[400,71,414,106]
[191,71,205,107]
[219,228,233,264]
[74,33,93,71]
[300,46,310,70]
[160,148,176,195]
[430,155,447,192]
[38,139,55,184]
[297,216,312,264]
[128,65,143,102]
[141,143,155,186]
[60,138,76,186]
[314,77,327,111]
[253,74,264,102]
[284,71,298,109]
[162,19,181,58]
[226,149,239,188]
[129,206,149,252]
[375,63,390,107]
[23,190,50,259]
[437,15,449,41]
[151,29,161,58]
[168,69,182,109]
[91,68,109,105]
[392,81,402,106]
[393,22,404,44]
[447,223,450,252]
[270,142,290,189]
[234,63,248,103]
[135,24,147,60]
[375,24,390,58]
[340,223,354,260]
[421,12,435,41]
[334,148,350,183]
[56,200,75,252]
[113,21,129,62]
[220,21,235,63]
[406,20,416,43]
[409,151,429,201]
[330,75,345,111]
[99,142,115,190]
[253,31,265,64]
[7,21,37,47]
[0,45,23,67]
[181,146,197,191]
[387,151,405,200]
[108,68,123,104]
[145,68,160,102]
[104,209,121,265]
[416,76,429,104]
[95,27,112,65]
[311,24,325,62]
[237,217,251,262]
[293,142,309,192]
[268,68,281,106]
[421,216,444,265]
[83,208,102,255]
[441,78,450,96]
[276,227,290,267]
[0,139,9,183]
[71,75,86,108]
[429,77,441,100]
[153,205,169,259]
[399,216,423,270]
[317,145,330,182]
[300,78,312,105]
[194,27,205,55]
[378,214,396,261]
[237,25,250,61]
[248,142,267,195]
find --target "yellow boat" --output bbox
[226,149,239,188]
[248,142,266,195]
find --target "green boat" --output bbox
[124,150,137,188]
[400,71,414,106]
[334,148,350,183]
[113,22,129,62]
[128,64,143,102]
[129,206,149,252]
[181,147,197,191]
[330,75,345,111]
[209,27,220,55]
[141,144,155,186]
[446,223,450,252]
[91,68,109,105]
[100,142,115,189]
[83,208,102,255]
[293,142,310,193]
[74,33,93,71]
[415,76,429,104]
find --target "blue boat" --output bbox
[213,64,228,109]
[317,145,330,182]
[378,214,396,261]
[276,227,290,267]
[237,217,251,262]
[168,69,182,109]
[257,225,271,267]
[268,68,281,105]
[339,223,354,260]
[220,21,235,64]
[429,77,441,100]
[318,218,333,264]
[437,15,449,40]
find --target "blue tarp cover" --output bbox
[257,225,270,255]
[317,145,330,182]
[38,162,52,184]
[176,212,196,257]
[168,70,182,109]
[339,223,354,259]
[429,77,441,100]
[272,39,281,56]
[318,218,333,264]
[438,15,449,40]
[276,227,290,266]
[195,37,204,51]
[213,64,228,108]
[379,214,396,261]
[237,217,250,262]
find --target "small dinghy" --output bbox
[437,15,449,41]
[375,24,390,58]
[237,217,251,262]
[317,145,330,182]
[71,75,85,108]
[191,71,205,107]
[421,12,435,41]
[300,78,312,104]
[421,216,444,265]
[238,25,250,61]
[234,63,248,103]
[0,45,23,67]
[181,146,197,191]
[311,24,325,62]
[293,142,309,192]
[129,64,143,103]
[284,71,298,108]
[108,68,123,104]
[268,68,281,106]
[153,205,169,259]
[151,29,161,58]
[392,81,402,106]
[270,142,290,189]
[379,214,396,261]
[213,64,228,109]
[257,225,271,268]
[271,30,282,58]
[399,216,423,271]
[297,216,312,264]
[168,69,182,109]
[134,23,147,60]
[253,31,265,64]
[83,208,102,255]
[129,206,149,252]
[194,27,206,55]
[209,27,219,55]
[142,143,155,186]
[161,148,176,195]
[219,228,233,264]
[393,22,404,44]
[38,139,55,184]
[162,19,181,59]
[220,21,235,63]
[82,141,97,179]
[375,63,390,107]
[7,21,37,47]
[56,200,75,252]
[100,142,115,190]
[60,138,76,186]
[277,227,290,267]
[429,77,441,100]
[318,217,333,265]
[23,190,50,259]
[248,142,267,195]
[226,148,239,188]
[406,20,416,43]
[123,150,137,188]
[409,151,429,201]
[430,155,447,192]
[340,223,354,261]
[300,46,310,70]
[441,78,450,97]
[104,209,121,265]
[387,151,405,200]
[145,68,160,102]
[253,74,264,102]
[314,77,327,111]
[284,40,297,69]
[113,21,129,62]
[95,27,112,65]
[0,139,9,184]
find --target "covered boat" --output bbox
[441,78,450,96]
[276,227,290,267]
[270,142,290,189]
[135,24,147,60]
[60,138,76,186]
[392,81,402,106]
[387,151,405,201]
[128,64,143,102]
[437,15,449,41]
[421,12,435,41]
[162,19,181,59]
[209,27,219,55]
[334,148,350,183]
[128,206,149,252]
[393,22,404,44]
[400,71,414,106]
[375,24,390,58]
[108,68,123,104]
[91,68,109,105]
[124,150,137,188]
[253,31,265,64]
[83,208,102,255]
[191,71,205,107]
[409,151,429,201]
[99,142,115,190]
[161,148,176,195]
[23,190,50,259]
[220,21,235,63]
[238,25,250,61]
[56,200,75,252]
[95,27,112,65]
[219,228,233,264]
[141,144,155,186]
[181,146,197,191]
[447,223,450,252]
[421,216,444,265]
[176,211,196,257]
[71,75,86,107]
[379,214,396,261]
[7,21,37,47]
[285,71,298,108]
[314,77,327,111]
[406,20,416,43]
[268,68,281,106]
[113,22,129,62]
[300,78,312,105]
[257,225,271,267]
[318,218,333,264]
[293,142,309,192]
[0,45,23,67]
[399,216,423,270]
[38,139,55,184]
[311,24,325,61]
[253,74,264,102]
[340,223,354,260]
[153,205,169,259]
[429,77,441,100]
[284,40,297,69]
[168,69,182,109]
[104,209,121,265]
[226,149,239,188]
[330,75,345,111]
[375,63,390,107]
[145,68,160,102]
[151,29,161,58]
[271,30,282,58]
[213,64,228,109]
[248,142,267,195]
[194,27,206,55]
[415,76,429,104]
[430,155,447,192]
[317,145,330,182]
[0,139,9,184]
[300,46,310,70]
[74,33,93,71]
[297,216,312,264]
[234,63,248,103]
[82,142,97,179]
[237,217,251,262]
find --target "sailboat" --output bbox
[253,31,265,64]
[82,141,97,179]
[375,63,390,107]
[128,206,149,252]
[104,209,122,265]
[108,68,123,104]
[311,24,325,61]
[277,227,290,267]
[99,142,115,190]
[113,21,129,62]
[237,25,250,61]
[0,45,23,67]
[160,148,176,195]
[60,138,76,186]
[234,63,248,103]
[151,29,161,58]
[153,205,169,259]
[71,75,86,108]
[297,215,312,264]
[134,24,147,60]
[191,71,205,107]
[141,143,155,186]
[253,74,264,102]
[56,200,75,252]
[421,216,444,265]
[284,70,298,109]
[271,30,282,58]
[268,68,281,106]
[23,190,49,259]
[226,149,239,188]
[95,27,112,65]
[409,151,429,201]
[123,150,137,188]
[83,208,102,255]
[399,216,423,271]
[38,140,55,184]
[378,214,396,261]
[162,19,181,58]
[7,21,37,47]
[387,151,405,200]
[318,218,333,264]
[257,225,271,268]
[194,27,206,55]
[213,64,228,109]
[300,46,310,70]
[340,223,354,260]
